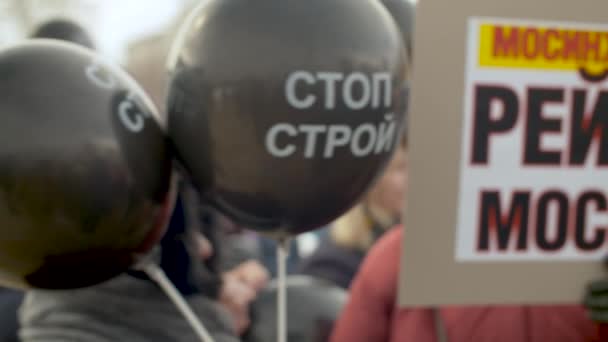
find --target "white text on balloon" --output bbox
[285,71,393,110]
[85,61,151,133]
[265,114,397,158]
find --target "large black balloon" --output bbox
[0,40,174,290]
[167,0,409,238]
[244,276,348,342]
[380,0,416,59]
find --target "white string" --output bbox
[139,261,216,342]
[433,307,448,342]
[276,238,290,342]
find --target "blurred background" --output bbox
[0,0,198,63]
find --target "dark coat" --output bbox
[297,236,366,289]
[0,288,22,342]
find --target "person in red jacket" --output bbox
[330,226,608,342]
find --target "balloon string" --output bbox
[433,307,449,342]
[139,261,216,342]
[276,238,290,342]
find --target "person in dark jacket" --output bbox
[298,135,408,289]
[30,18,95,49]
[0,287,22,342]
[18,179,268,341]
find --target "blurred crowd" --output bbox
[0,2,606,342]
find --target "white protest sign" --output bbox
[399,0,607,307]
[456,17,608,262]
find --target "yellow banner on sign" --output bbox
[478,24,608,75]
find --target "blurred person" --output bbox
[29,18,95,49]
[297,135,408,289]
[330,226,608,342]
[0,287,21,342]
[18,178,269,341]
[214,213,264,273]
[221,259,269,334]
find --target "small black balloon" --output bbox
[167,0,409,238]
[244,276,348,342]
[0,40,174,290]
[30,18,95,49]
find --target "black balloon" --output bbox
[380,0,416,60]
[244,276,348,342]
[0,40,174,290]
[167,0,409,238]
[30,18,95,49]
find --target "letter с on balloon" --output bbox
[86,61,154,133]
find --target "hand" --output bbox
[585,260,608,323]
[219,260,270,335]
[192,231,214,260]
[220,273,257,335]
[225,260,269,292]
